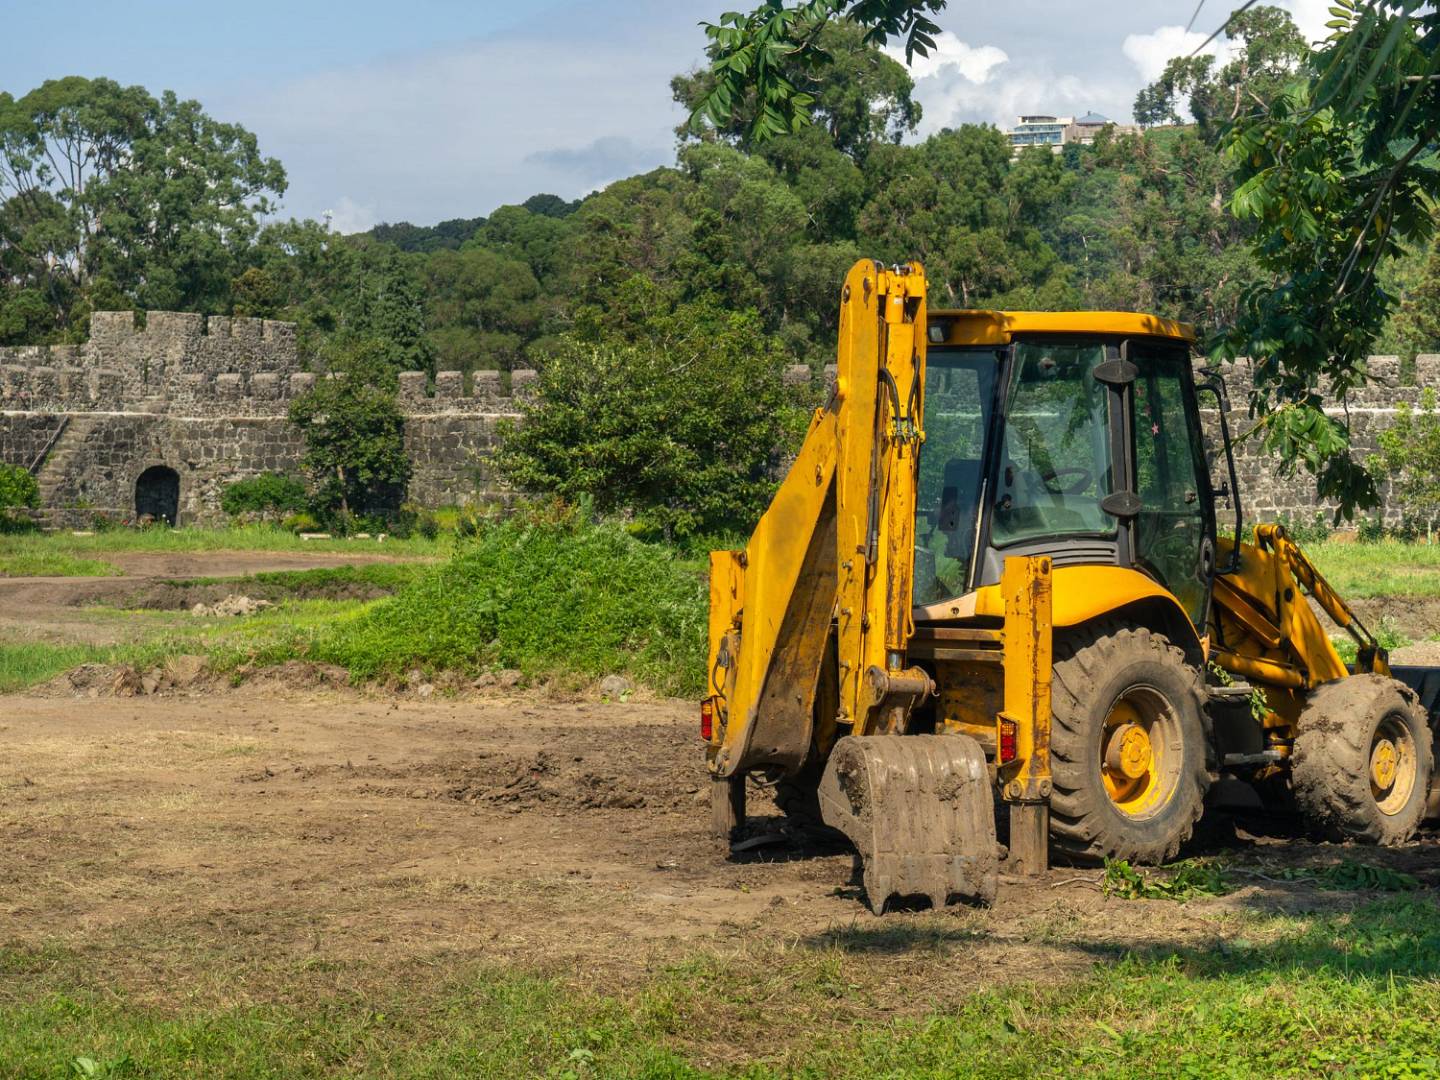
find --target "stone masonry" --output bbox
[0,311,533,526]
[0,309,1429,527]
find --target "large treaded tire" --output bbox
[1049,622,1210,864]
[1292,674,1432,845]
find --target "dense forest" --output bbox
[3,10,1434,379]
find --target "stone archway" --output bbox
[135,465,180,526]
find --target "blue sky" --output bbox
[1,1,1330,232]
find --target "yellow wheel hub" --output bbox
[1107,723,1152,780]
[1099,690,1178,818]
[1370,716,1417,816]
[1371,739,1399,791]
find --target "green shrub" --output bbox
[1374,388,1440,539]
[314,510,707,694]
[282,511,321,534]
[1275,510,1331,545]
[1358,515,1387,543]
[0,464,39,529]
[221,473,308,517]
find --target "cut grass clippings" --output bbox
[2,898,1438,1078]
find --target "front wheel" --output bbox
[1048,622,1210,864]
[1292,675,1432,845]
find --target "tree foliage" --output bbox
[1219,1,1440,515]
[692,1,945,143]
[0,77,285,337]
[288,337,412,521]
[495,292,806,538]
[0,463,39,512]
[1374,389,1440,536]
[1134,6,1308,138]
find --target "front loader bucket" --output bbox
[818,734,998,913]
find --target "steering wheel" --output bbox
[1039,466,1093,496]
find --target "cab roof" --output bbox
[929,309,1196,347]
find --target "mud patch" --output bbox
[440,749,659,810]
[1327,596,1440,643]
[52,654,214,698]
[90,572,405,612]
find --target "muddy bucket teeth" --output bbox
[818,734,997,913]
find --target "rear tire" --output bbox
[1292,675,1432,845]
[775,753,846,841]
[1049,622,1210,864]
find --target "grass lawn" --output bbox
[2,897,1437,1078]
[1307,538,1440,598]
[0,550,121,577]
[0,525,446,577]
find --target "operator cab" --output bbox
[913,310,1216,630]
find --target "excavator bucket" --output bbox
[818,734,998,913]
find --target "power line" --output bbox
[1188,0,1261,56]
[1184,0,1207,35]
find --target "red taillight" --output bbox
[998,716,1018,764]
[700,699,715,741]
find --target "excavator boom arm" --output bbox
[706,261,929,779]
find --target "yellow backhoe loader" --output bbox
[702,260,1440,912]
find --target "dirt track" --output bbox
[6,682,1440,1005]
[0,551,425,646]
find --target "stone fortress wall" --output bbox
[1194,353,1436,528]
[0,309,1431,527]
[0,312,533,525]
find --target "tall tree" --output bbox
[496,292,805,538]
[0,77,285,332]
[288,336,412,522]
[1134,6,1307,140]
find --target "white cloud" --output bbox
[323,196,378,236]
[890,31,1009,84]
[1121,24,1230,84]
[892,29,1137,135]
[1124,1,1329,91]
[1279,0,1338,45]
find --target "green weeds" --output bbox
[1101,858,1233,901]
[1307,538,1440,598]
[309,515,708,693]
[1277,860,1420,892]
[0,643,112,692]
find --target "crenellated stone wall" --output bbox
[0,313,1429,527]
[0,311,536,525]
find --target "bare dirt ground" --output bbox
[5,681,1440,1011]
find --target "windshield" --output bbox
[914,348,1000,605]
[990,340,1115,547]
